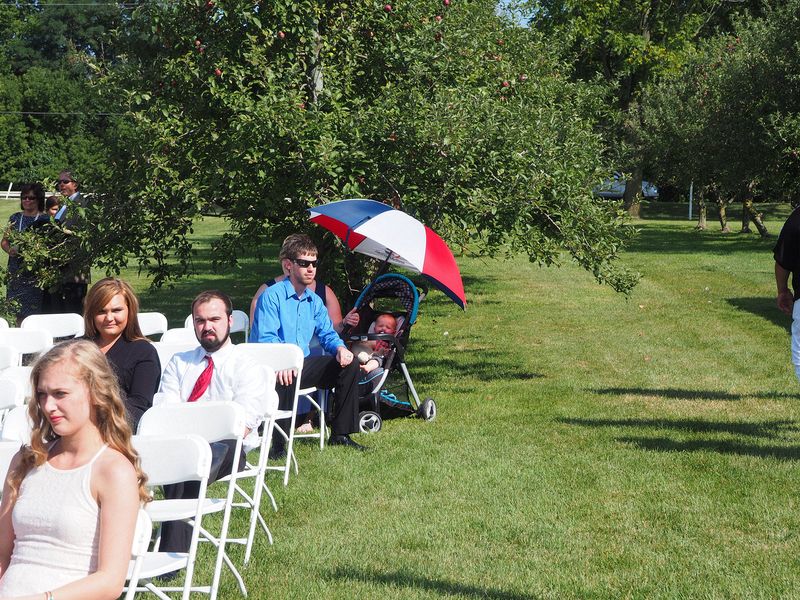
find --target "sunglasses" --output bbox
[57,179,73,185]
[291,258,318,268]
[21,195,37,200]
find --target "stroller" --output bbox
[344,273,437,433]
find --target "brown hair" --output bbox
[191,290,233,317]
[83,278,145,341]
[7,340,150,503]
[279,234,317,261]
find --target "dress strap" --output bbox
[86,444,108,466]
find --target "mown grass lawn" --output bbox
[4,200,800,598]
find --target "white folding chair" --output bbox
[0,317,8,329]
[138,312,169,339]
[235,343,320,485]
[0,345,20,371]
[0,405,32,444]
[161,328,198,345]
[0,379,24,425]
[151,341,197,375]
[20,313,84,339]
[0,367,32,403]
[124,508,155,600]
[184,309,249,342]
[216,364,278,563]
[0,329,53,365]
[137,402,247,600]
[127,434,212,600]
[0,440,21,489]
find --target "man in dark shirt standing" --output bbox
[774,206,800,382]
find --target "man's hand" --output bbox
[337,346,354,367]
[777,289,794,316]
[276,368,295,386]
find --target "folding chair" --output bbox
[137,402,247,600]
[184,309,250,342]
[151,341,197,375]
[0,329,53,365]
[20,313,84,339]
[0,317,8,329]
[0,405,32,444]
[0,379,24,425]
[217,364,279,564]
[0,367,32,403]
[0,345,20,371]
[124,508,155,600]
[161,328,198,345]
[138,312,169,339]
[127,434,212,600]
[235,343,319,485]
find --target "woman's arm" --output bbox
[11,451,141,600]
[0,451,23,578]
[123,342,161,430]
[1,217,17,257]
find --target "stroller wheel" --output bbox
[418,398,437,421]
[358,410,382,434]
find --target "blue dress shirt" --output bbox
[251,277,344,356]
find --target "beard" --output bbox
[199,326,230,352]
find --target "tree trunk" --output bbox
[695,195,706,230]
[741,197,768,237]
[306,20,324,104]
[622,164,643,218]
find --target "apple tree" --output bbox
[90,0,639,294]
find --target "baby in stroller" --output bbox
[352,313,398,375]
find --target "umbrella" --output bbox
[308,199,466,309]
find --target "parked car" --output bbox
[593,172,659,199]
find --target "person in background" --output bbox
[51,170,89,314]
[83,278,161,430]
[1,183,45,325]
[0,339,147,598]
[45,196,60,218]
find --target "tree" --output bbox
[526,0,765,216]
[86,0,638,294]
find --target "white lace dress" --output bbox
[0,445,106,595]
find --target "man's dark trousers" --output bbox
[273,355,360,447]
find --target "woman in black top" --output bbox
[83,277,160,429]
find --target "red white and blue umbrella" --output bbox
[308,199,466,309]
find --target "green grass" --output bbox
[4,201,800,598]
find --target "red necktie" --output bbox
[187,355,214,402]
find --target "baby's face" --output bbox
[374,315,396,335]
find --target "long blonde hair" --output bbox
[7,339,150,503]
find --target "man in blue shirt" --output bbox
[251,234,365,450]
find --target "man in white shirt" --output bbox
[158,289,273,554]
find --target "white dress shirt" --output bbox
[159,341,276,433]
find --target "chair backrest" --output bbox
[0,379,24,412]
[160,327,198,345]
[20,313,84,339]
[0,345,20,371]
[0,317,8,329]
[137,312,169,338]
[0,440,20,488]
[235,343,304,374]
[151,341,197,375]
[0,329,53,362]
[132,433,212,486]
[184,309,250,342]
[0,367,32,402]
[0,405,32,444]
[138,401,246,444]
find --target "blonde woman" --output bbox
[0,339,149,599]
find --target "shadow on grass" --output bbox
[727,296,791,332]
[591,387,800,401]
[327,567,541,600]
[559,417,800,439]
[618,436,800,461]
[625,225,775,255]
[408,346,544,384]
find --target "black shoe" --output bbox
[329,434,367,451]
[268,444,287,460]
[154,569,183,583]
